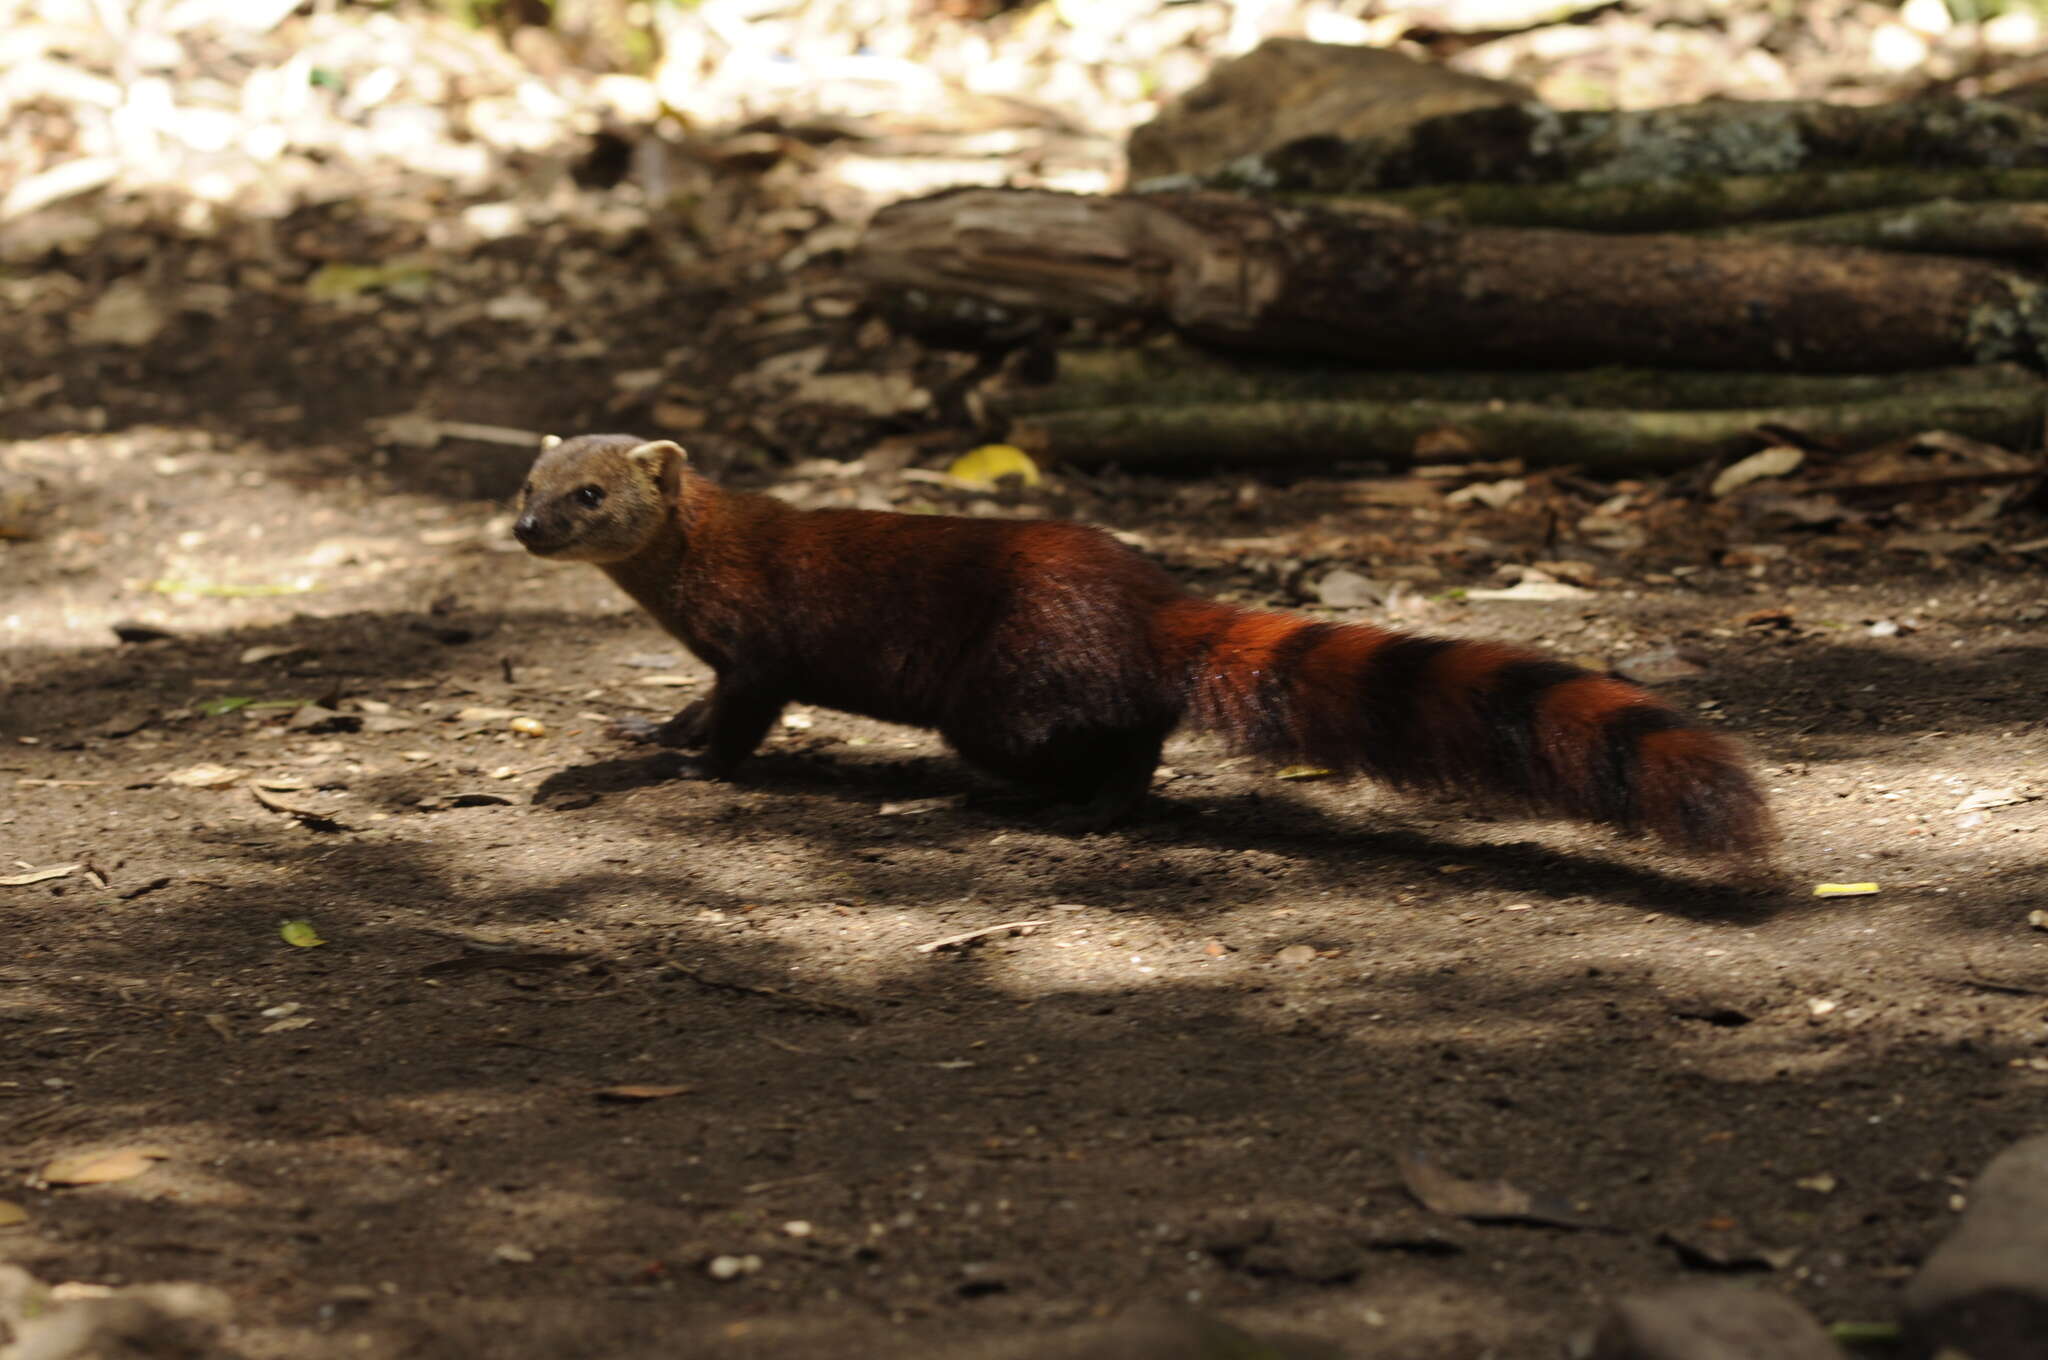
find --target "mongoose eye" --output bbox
[573,485,606,508]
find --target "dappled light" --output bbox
[7,0,2048,1355]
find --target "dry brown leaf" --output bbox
[43,1146,171,1186]
[165,763,246,789]
[594,1084,695,1102]
[1397,1150,1593,1229]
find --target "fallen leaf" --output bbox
[1812,883,1879,897]
[878,797,951,816]
[1398,1150,1594,1229]
[1466,580,1595,602]
[948,444,1041,488]
[595,1084,695,1102]
[1955,787,2031,813]
[42,1146,170,1186]
[0,1200,27,1228]
[792,370,928,416]
[165,763,247,789]
[240,644,306,664]
[1711,446,1805,498]
[307,259,434,303]
[1658,1228,1798,1273]
[1445,478,1524,509]
[455,706,518,721]
[1,863,80,887]
[1274,765,1334,781]
[280,919,326,948]
[252,786,349,831]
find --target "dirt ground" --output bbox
[6,246,2048,1359]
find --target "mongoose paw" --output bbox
[648,751,729,782]
[608,699,711,749]
[608,715,666,744]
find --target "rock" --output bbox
[0,1267,233,1360]
[929,1304,1341,1360]
[1314,569,1383,609]
[1904,1134,2048,1360]
[1591,1284,1843,1360]
[1128,39,1528,183]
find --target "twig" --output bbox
[915,920,1050,954]
[1812,466,2048,496]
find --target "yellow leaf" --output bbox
[1274,765,1334,781]
[280,919,326,948]
[947,444,1040,488]
[1812,882,1880,897]
[0,1200,28,1228]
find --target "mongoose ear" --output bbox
[627,440,687,473]
[539,434,562,451]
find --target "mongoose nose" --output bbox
[513,514,541,543]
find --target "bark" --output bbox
[1315,168,2048,233]
[1008,387,2048,470]
[855,188,2048,372]
[1211,96,2048,196]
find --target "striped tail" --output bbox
[1157,600,1773,856]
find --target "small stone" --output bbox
[1591,1283,1844,1360]
[1275,944,1318,967]
[705,1253,762,1281]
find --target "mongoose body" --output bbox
[514,434,1771,853]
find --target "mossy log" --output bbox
[1010,386,2048,470]
[1201,96,2048,197]
[1312,168,2048,234]
[855,188,2048,372]
[1709,198,2048,256]
[1001,343,2039,415]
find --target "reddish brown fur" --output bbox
[515,434,1774,856]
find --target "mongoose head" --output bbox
[513,434,686,563]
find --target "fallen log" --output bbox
[856,188,2048,372]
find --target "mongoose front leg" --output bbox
[612,681,782,781]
